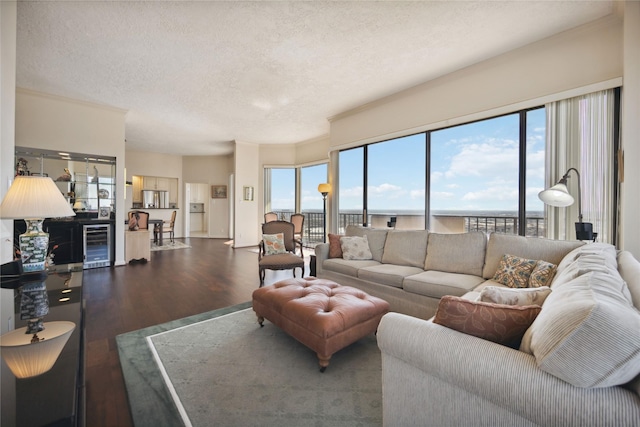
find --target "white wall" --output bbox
[330,15,623,149]
[0,2,17,424]
[233,141,260,247]
[620,1,640,258]
[125,149,184,238]
[15,89,128,265]
[182,154,233,238]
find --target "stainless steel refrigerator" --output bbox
[142,190,169,208]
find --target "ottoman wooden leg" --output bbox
[318,354,331,373]
[257,315,265,327]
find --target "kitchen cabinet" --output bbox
[142,176,157,190]
[190,183,208,203]
[134,175,179,208]
[132,176,143,203]
[143,176,169,191]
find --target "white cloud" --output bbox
[340,186,363,198]
[462,186,518,202]
[368,183,402,194]
[444,138,519,180]
[432,191,455,199]
[410,189,425,199]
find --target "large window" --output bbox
[264,163,328,245]
[368,134,426,229]
[264,168,295,217]
[300,163,328,244]
[338,107,546,236]
[338,147,364,232]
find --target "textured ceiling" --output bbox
[16,1,613,156]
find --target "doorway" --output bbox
[186,182,209,238]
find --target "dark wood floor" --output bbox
[82,237,308,427]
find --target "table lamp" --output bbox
[0,175,76,378]
[0,176,75,271]
[538,167,595,241]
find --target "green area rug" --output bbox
[117,303,382,427]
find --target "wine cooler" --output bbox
[83,224,112,269]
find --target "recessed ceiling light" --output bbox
[59,297,71,302]
[58,152,69,156]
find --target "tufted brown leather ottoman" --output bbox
[252,277,390,372]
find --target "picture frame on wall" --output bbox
[211,185,227,199]
[243,186,254,201]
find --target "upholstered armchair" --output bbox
[258,220,304,286]
[264,212,278,222]
[290,213,304,243]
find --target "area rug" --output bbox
[117,303,382,427]
[150,241,191,251]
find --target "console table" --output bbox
[3,266,85,427]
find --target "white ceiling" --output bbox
[16,1,614,156]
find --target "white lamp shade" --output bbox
[0,321,75,378]
[0,176,75,219]
[538,183,575,207]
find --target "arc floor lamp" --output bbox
[538,167,596,241]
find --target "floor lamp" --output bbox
[538,167,596,241]
[317,183,331,243]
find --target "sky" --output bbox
[270,108,546,213]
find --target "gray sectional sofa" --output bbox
[315,225,583,320]
[315,225,640,426]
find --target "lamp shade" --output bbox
[0,176,75,219]
[538,183,575,207]
[0,321,75,378]
[317,183,331,195]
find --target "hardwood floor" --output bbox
[82,237,309,427]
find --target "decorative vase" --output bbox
[19,219,49,272]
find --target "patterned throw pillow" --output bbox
[340,235,373,260]
[480,286,552,307]
[263,233,286,255]
[328,233,344,258]
[529,260,557,287]
[433,295,542,347]
[492,254,537,288]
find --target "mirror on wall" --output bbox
[131,175,178,209]
[15,147,116,214]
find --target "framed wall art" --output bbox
[211,185,227,199]
[243,186,254,201]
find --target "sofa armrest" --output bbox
[377,312,640,426]
[314,243,329,275]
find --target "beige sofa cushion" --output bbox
[345,225,388,262]
[483,233,583,279]
[322,258,380,277]
[521,270,640,388]
[424,231,486,276]
[358,264,424,288]
[480,286,552,306]
[403,270,486,299]
[618,250,640,309]
[382,230,429,268]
